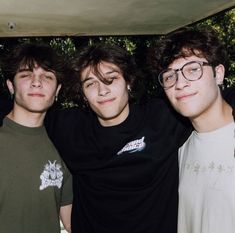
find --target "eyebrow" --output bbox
[81,77,94,84]
[81,67,121,85]
[105,69,119,75]
[17,67,56,75]
[17,68,32,73]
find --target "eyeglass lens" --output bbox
[160,62,203,88]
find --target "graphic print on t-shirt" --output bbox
[39,160,63,190]
[117,136,146,155]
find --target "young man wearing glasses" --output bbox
[153,26,235,233]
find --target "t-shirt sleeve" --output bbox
[60,165,73,206]
[150,98,192,148]
[0,98,13,126]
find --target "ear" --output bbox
[214,64,225,85]
[55,84,62,96]
[83,96,88,102]
[127,83,131,92]
[6,79,14,95]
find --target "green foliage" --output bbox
[198,8,235,86]
[97,36,137,54]
[50,38,76,56]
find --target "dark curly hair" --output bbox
[66,43,143,108]
[149,26,229,78]
[1,43,66,85]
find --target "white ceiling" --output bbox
[0,0,234,37]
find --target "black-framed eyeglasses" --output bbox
[158,61,212,89]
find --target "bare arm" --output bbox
[60,204,72,233]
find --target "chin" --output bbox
[31,110,47,114]
[176,108,197,118]
[176,108,189,116]
[27,107,49,113]
[182,112,200,120]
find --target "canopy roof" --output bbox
[0,0,234,37]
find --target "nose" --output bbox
[174,71,190,89]
[31,75,42,88]
[98,82,110,96]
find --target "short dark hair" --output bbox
[67,43,142,107]
[150,26,229,75]
[1,43,66,84]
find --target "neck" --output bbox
[191,99,233,133]
[98,103,130,127]
[7,107,45,128]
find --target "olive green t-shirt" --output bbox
[0,118,73,233]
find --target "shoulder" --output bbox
[146,97,181,120]
[145,97,192,144]
[0,98,13,127]
[45,107,89,140]
[46,107,85,120]
[45,107,86,128]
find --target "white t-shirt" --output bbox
[178,122,235,233]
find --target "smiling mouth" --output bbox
[176,93,196,101]
[28,93,45,97]
[98,98,115,105]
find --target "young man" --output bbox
[46,43,191,233]
[154,26,235,233]
[0,43,73,233]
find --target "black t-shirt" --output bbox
[0,98,12,126]
[46,98,191,233]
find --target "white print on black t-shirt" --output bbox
[117,136,146,155]
[39,160,63,190]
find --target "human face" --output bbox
[7,65,61,115]
[81,61,130,126]
[164,56,225,122]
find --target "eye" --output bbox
[86,82,93,88]
[84,80,96,89]
[44,72,56,80]
[163,72,175,82]
[19,72,32,78]
[165,75,174,81]
[106,75,118,83]
[189,67,200,73]
[109,76,118,80]
[45,75,54,80]
[184,63,201,74]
